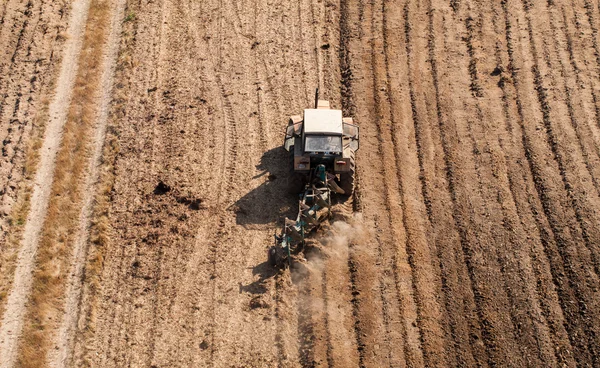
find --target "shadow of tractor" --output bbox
[232,146,298,228]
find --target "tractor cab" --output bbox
[303,108,343,155]
[283,90,359,195]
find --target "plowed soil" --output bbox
[3,0,600,367]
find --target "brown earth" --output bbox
[3,0,600,367]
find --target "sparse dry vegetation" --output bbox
[16,0,112,366]
[73,6,137,365]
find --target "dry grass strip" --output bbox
[71,5,138,366]
[16,0,112,366]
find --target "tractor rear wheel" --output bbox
[338,152,355,195]
[287,145,305,194]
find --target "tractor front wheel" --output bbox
[338,152,356,195]
[287,145,305,194]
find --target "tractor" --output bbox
[284,89,359,195]
[268,90,359,268]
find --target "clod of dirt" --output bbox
[249,296,270,309]
[154,181,171,195]
[188,199,202,210]
[176,196,203,210]
[199,341,209,350]
[491,66,503,76]
[321,43,330,50]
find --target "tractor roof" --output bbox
[303,109,343,135]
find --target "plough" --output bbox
[268,165,342,268]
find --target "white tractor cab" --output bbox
[284,92,359,194]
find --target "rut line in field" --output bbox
[502,1,598,364]
[313,3,339,364]
[531,3,600,361]
[199,70,241,366]
[9,15,29,66]
[0,1,8,27]
[308,0,321,88]
[295,0,310,103]
[320,270,334,367]
[296,273,316,368]
[273,275,286,368]
[338,0,364,364]
[463,15,483,97]
[581,0,600,81]
[181,2,245,363]
[147,70,189,365]
[320,0,335,100]
[405,4,467,366]
[146,220,167,366]
[561,3,600,155]
[422,1,496,365]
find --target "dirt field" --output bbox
[2,0,600,366]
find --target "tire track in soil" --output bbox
[540,1,600,287]
[0,0,91,365]
[555,3,600,198]
[302,2,351,366]
[344,0,427,366]
[501,0,600,365]
[338,0,396,366]
[204,73,241,367]
[184,0,247,365]
[565,0,600,142]
[533,0,600,220]
[409,4,481,366]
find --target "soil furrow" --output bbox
[490,3,576,365]
[383,0,449,365]
[501,0,600,364]
[423,1,496,365]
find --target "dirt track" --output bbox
[3,0,600,367]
